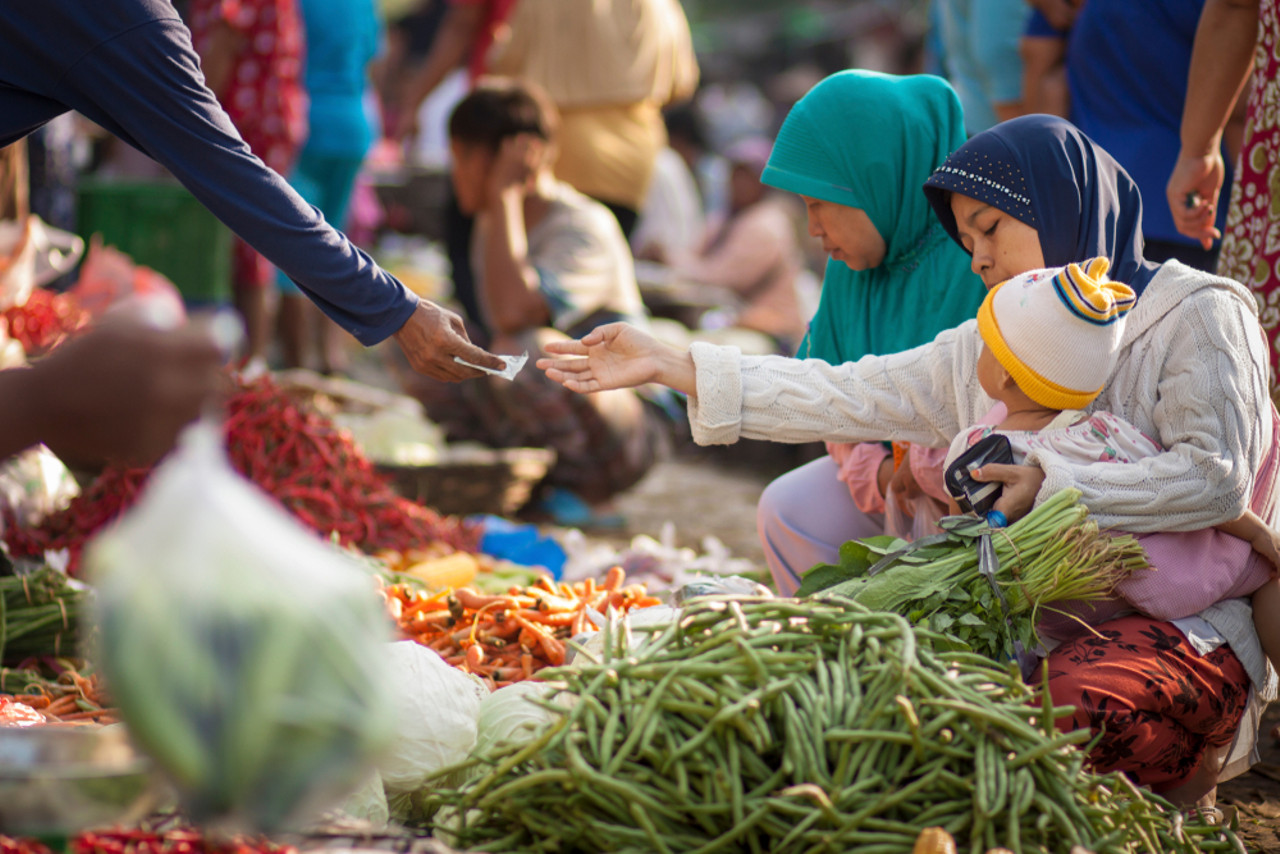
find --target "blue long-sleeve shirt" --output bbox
[0,0,418,345]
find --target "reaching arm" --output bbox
[56,20,499,378]
[684,323,984,448]
[1019,33,1069,118]
[542,320,985,447]
[1168,0,1260,248]
[393,2,485,140]
[193,18,243,98]
[479,137,552,335]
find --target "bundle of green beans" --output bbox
[0,564,84,665]
[797,489,1150,663]
[424,598,1235,854]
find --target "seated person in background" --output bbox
[396,79,667,526]
[630,142,705,264]
[670,137,808,353]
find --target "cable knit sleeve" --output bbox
[686,320,990,448]
[1026,282,1268,532]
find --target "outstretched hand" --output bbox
[537,322,696,395]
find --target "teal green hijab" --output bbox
[762,71,983,364]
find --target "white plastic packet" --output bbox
[87,421,397,832]
[453,350,528,380]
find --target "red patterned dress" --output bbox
[1218,0,1280,395]
[189,0,307,289]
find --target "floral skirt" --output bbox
[1040,615,1250,791]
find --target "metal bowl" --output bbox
[0,725,160,835]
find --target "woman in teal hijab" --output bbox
[756,70,984,594]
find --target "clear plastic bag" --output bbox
[87,421,396,832]
[883,492,948,542]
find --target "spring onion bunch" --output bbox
[796,489,1149,663]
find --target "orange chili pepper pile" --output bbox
[382,565,663,688]
[5,375,479,574]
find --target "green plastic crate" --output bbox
[76,179,232,306]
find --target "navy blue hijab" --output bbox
[923,115,1159,295]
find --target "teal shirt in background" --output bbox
[298,0,382,158]
[934,0,1031,136]
[761,70,984,366]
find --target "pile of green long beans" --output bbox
[425,598,1237,854]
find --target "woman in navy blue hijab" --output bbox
[925,114,1160,294]
[924,115,1275,803]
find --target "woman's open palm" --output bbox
[538,323,663,393]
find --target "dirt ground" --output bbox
[601,443,1280,852]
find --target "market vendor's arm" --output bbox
[392,1,485,141]
[542,320,985,448]
[5,14,501,380]
[683,324,982,449]
[193,17,243,99]
[479,136,552,335]
[0,318,223,466]
[1024,289,1267,533]
[1167,0,1259,249]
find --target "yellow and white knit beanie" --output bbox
[976,258,1136,410]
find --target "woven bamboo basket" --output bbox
[376,447,556,518]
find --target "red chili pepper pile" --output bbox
[222,376,478,556]
[3,467,150,571]
[1,288,90,357]
[1,838,53,854]
[4,375,479,574]
[71,830,295,854]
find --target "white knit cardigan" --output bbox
[686,260,1278,761]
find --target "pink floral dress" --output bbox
[1217,0,1280,394]
[189,0,307,288]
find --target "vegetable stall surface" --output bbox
[797,489,1148,665]
[381,566,662,688]
[4,375,478,573]
[426,597,1239,854]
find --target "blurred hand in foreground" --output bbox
[537,322,696,395]
[6,314,225,466]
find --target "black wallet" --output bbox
[944,433,1014,516]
